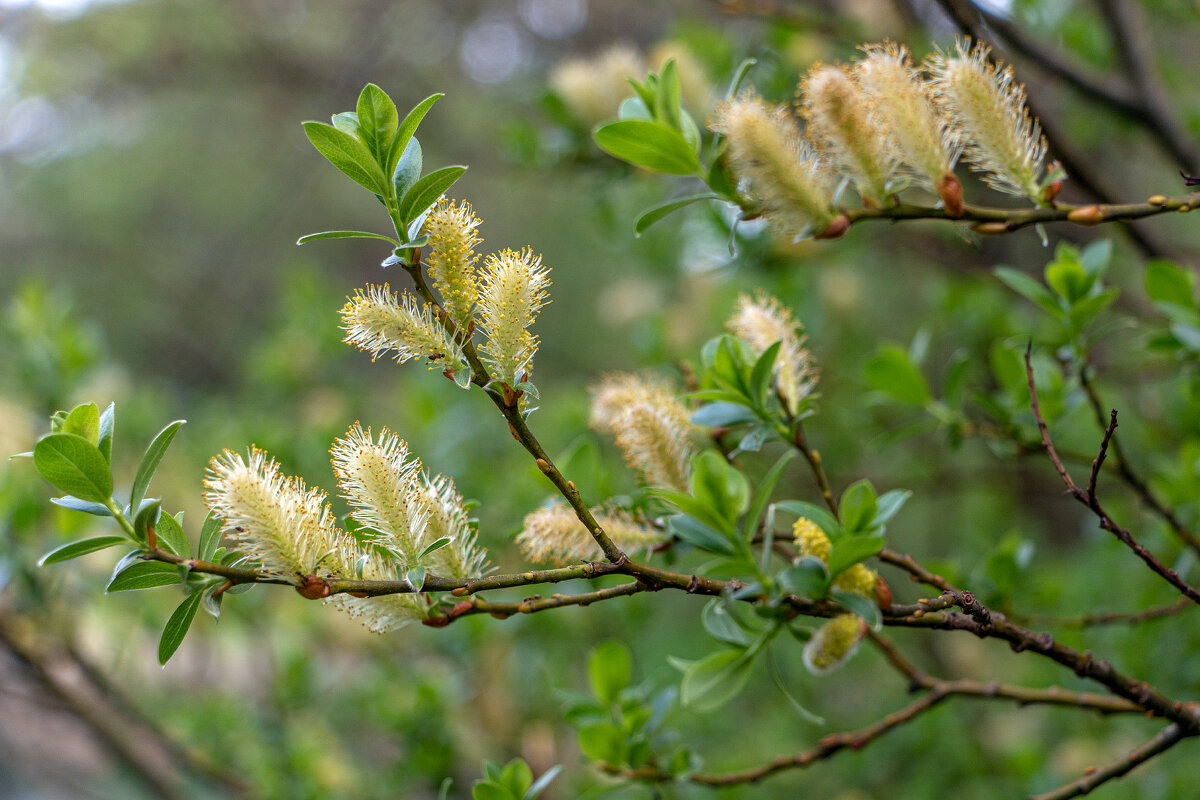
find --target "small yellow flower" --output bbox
[517,502,663,565]
[793,517,832,561]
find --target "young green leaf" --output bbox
[589,639,632,704]
[833,590,882,630]
[133,500,161,545]
[864,345,930,406]
[593,119,703,175]
[356,83,399,164]
[398,165,468,223]
[159,590,205,665]
[418,536,454,560]
[386,93,443,178]
[996,266,1063,316]
[743,450,797,546]
[198,511,223,562]
[1145,259,1195,308]
[33,433,113,503]
[634,193,720,236]
[774,500,841,539]
[129,420,185,514]
[108,561,182,592]
[392,137,423,199]
[680,649,754,712]
[297,230,400,246]
[777,557,830,598]
[61,403,99,445]
[155,511,191,558]
[97,402,115,463]
[690,401,757,427]
[667,514,736,555]
[826,535,885,577]
[50,496,112,516]
[40,536,128,566]
[302,121,388,194]
[838,480,878,534]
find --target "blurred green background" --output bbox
[3,0,1200,797]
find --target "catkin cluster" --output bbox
[712,38,1058,240]
[793,516,876,674]
[341,199,551,388]
[205,425,490,633]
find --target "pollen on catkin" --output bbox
[516,502,663,565]
[799,63,899,208]
[550,45,644,127]
[925,38,1049,203]
[803,613,865,675]
[340,284,466,372]
[854,42,961,208]
[329,423,431,567]
[477,247,550,387]
[727,292,819,415]
[793,517,832,562]
[422,199,482,326]
[204,448,356,584]
[710,93,838,240]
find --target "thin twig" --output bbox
[1010,597,1190,629]
[1024,345,1200,607]
[1029,724,1192,800]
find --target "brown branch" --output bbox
[456,582,645,619]
[1011,597,1190,629]
[1024,345,1200,607]
[606,690,950,785]
[1029,724,1192,800]
[1078,365,1200,553]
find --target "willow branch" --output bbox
[1030,724,1192,800]
[1024,346,1200,607]
[456,582,645,619]
[1010,597,1190,629]
[1078,365,1200,553]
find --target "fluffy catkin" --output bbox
[477,247,551,386]
[550,45,644,127]
[340,284,466,372]
[804,613,865,674]
[517,503,663,565]
[422,199,482,326]
[727,291,819,415]
[710,93,837,239]
[925,38,1049,202]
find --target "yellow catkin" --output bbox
[793,517,832,561]
[833,563,878,597]
[799,63,899,208]
[477,247,551,386]
[710,93,837,239]
[423,199,482,326]
[804,613,865,674]
[516,503,663,565]
[727,291,819,415]
[340,284,466,372]
[925,38,1049,202]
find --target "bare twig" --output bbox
[1030,724,1192,800]
[1010,597,1190,629]
[1025,345,1200,607]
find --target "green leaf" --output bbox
[155,511,191,558]
[777,557,830,598]
[593,119,703,175]
[650,489,734,537]
[690,451,750,527]
[577,723,624,763]
[874,490,912,525]
[588,640,632,704]
[634,193,719,235]
[748,341,783,408]
[356,83,399,164]
[827,535,884,577]
[833,590,881,629]
[198,511,222,562]
[386,93,443,179]
[471,782,511,800]
[330,111,360,135]
[667,514,735,555]
[617,95,652,121]
[690,401,757,427]
[40,536,127,565]
[297,230,400,246]
[129,420,185,514]
[725,57,758,99]
[62,403,99,445]
[996,266,1062,316]
[838,480,877,534]
[702,599,752,646]
[50,496,112,516]
[1145,259,1195,307]
[500,758,533,796]
[680,649,754,712]
[97,402,115,462]
[406,566,428,591]
[398,165,468,223]
[302,121,387,194]
[864,345,930,406]
[33,433,113,503]
[159,590,204,665]
[392,137,423,199]
[418,536,454,560]
[743,450,797,545]
[1045,250,1093,303]
[108,561,181,592]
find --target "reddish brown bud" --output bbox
[938,171,964,217]
[1067,205,1104,225]
[1042,178,1063,205]
[146,525,158,551]
[450,586,469,596]
[295,575,331,599]
[535,458,550,472]
[971,221,1010,235]
[347,591,368,598]
[874,575,893,610]
[814,213,850,240]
